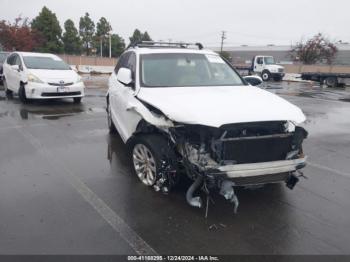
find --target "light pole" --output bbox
[100,37,103,57]
[109,33,112,58]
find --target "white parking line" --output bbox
[0,116,105,131]
[16,127,157,256]
[308,161,350,178]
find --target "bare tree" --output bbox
[290,33,338,65]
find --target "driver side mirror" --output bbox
[11,65,20,72]
[243,75,263,86]
[117,67,134,88]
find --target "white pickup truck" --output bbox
[236,56,285,82]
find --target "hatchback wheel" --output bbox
[18,84,28,103]
[3,79,13,97]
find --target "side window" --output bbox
[126,52,136,78]
[257,57,263,64]
[7,54,15,65]
[114,52,130,74]
[14,55,22,66]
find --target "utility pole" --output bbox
[100,37,103,57]
[220,31,226,53]
[109,33,112,58]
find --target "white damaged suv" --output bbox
[107,42,308,212]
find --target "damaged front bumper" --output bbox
[209,157,307,183]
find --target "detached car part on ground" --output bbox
[107,42,308,214]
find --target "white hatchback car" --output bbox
[107,42,308,212]
[3,52,84,103]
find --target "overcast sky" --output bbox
[1,0,349,47]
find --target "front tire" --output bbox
[261,70,271,81]
[130,135,178,188]
[18,84,28,103]
[325,76,338,88]
[3,79,13,97]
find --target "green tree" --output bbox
[111,34,125,57]
[142,31,152,41]
[62,19,81,54]
[31,6,63,53]
[129,29,143,45]
[95,17,112,57]
[129,29,153,45]
[79,13,95,56]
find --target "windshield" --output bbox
[140,53,244,87]
[23,56,71,70]
[264,57,275,65]
[0,53,8,63]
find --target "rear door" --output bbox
[12,54,24,92]
[4,54,16,89]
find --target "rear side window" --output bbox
[7,54,16,65]
[0,53,8,63]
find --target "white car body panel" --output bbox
[27,69,80,83]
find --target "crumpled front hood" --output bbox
[136,85,306,127]
[28,69,78,83]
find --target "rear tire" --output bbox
[261,70,271,81]
[325,76,338,88]
[273,76,283,81]
[73,97,82,103]
[3,79,13,97]
[107,103,117,134]
[18,84,28,104]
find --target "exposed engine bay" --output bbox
[133,115,308,215]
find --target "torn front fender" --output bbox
[126,102,174,128]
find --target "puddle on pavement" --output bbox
[19,106,85,120]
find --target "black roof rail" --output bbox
[127,41,204,50]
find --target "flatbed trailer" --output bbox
[301,72,350,87]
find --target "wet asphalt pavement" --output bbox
[0,76,350,255]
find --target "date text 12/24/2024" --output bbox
[127,256,220,261]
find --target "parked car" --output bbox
[107,42,308,213]
[2,52,84,103]
[0,52,9,85]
